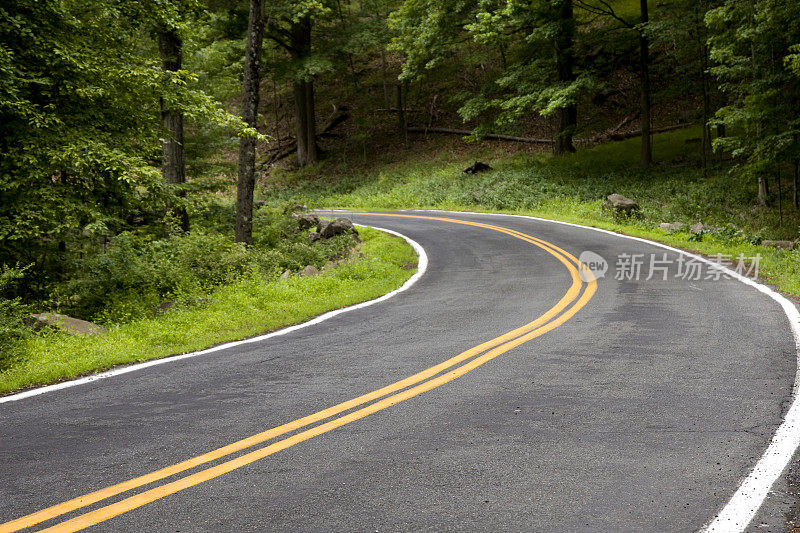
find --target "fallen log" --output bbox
[607,124,688,141]
[407,127,554,144]
[319,105,349,137]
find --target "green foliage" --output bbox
[54,204,356,325]
[0,227,417,394]
[0,0,258,301]
[0,265,30,371]
[706,0,800,179]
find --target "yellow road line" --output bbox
[1,217,581,532]
[38,282,595,533]
[1,214,596,532]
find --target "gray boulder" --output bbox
[762,239,797,250]
[317,218,359,239]
[300,265,320,277]
[293,212,319,230]
[659,222,685,232]
[603,194,640,217]
[28,313,106,335]
[690,222,714,234]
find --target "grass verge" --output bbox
[0,227,417,395]
[264,127,800,297]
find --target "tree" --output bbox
[574,0,652,165]
[707,0,800,205]
[263,2,336,167]
[287,14,318,166]
[235,0,266,245]
[638,0,651,166]
[0,0,254,296]
[158,24,190,231]
[391,0,592,153]
[554,0,577,155]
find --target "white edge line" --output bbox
[0,225,428,405]
[330,207,800,533]
[4,208,797,531]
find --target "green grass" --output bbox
[262,127,800,297]
[0,227,417,395]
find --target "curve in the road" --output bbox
[1,216,596,533]
[393,209,800,533]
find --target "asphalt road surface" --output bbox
[1,210,798,532]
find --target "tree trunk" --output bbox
[380,47,390,108]
[794,134,799,209]
[758,175,768,206]
[639,0,652,166]
[157,26,189,232]
[293,80,309,165]
[293,79,318,166]
[290,16,318,167]
[778,167,783,225]
[305,79,318,164]
[235,0,265,245]
[699,32,711,175]
[397,83,407,143]
[553,0,576,156]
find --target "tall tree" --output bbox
[554,0,577,155]
[707,0,800,205]
[157,24,190,231]
[235,0,266,244]
[391,0,592,153]
[574,0,652,164]
[263,2,342,167]
[287,15,318,166]
[638,0,651,166]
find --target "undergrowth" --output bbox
[0,226,417,394]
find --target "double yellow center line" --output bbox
[1,214,596,532]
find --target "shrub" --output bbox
[54,204,359,325]
[0,265,31,371]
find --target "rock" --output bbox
[690,222,712,234]
[322,261,337,271]
[28,313,106,335]
[317,218,358,239]
[158,301,176,314]
[308,231,321,243]
[463,161,492,174]
[603,194,640,217]
[293,212,319,230]
[285,202,307,215]
[659,222,685,232]
[280,269,292,280]
[300,265,319,277]
[155,297,209,316]
[762,239,797,250]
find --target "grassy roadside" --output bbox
[264,127,800,297]
[0,227,417,395]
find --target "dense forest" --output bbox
[1,0,799,366]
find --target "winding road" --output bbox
[1,210,799,532]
